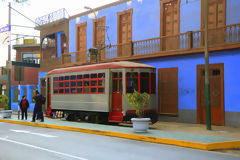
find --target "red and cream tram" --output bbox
[46,61,157,123]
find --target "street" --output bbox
[0,122,238,160]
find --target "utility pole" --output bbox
[7,2,12,110]
[204,0,211,130]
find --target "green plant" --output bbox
[0,95,9,110]
[126,90,150,118]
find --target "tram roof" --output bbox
[47,61,155,75]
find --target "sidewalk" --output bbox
[0,113,240,152]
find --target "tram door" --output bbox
[109,72,123,122]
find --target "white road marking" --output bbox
[0,137,88,160]
[10,129,58,138]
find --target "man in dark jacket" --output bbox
[19,95,29,120]
[31,90,44,122]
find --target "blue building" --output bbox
[37,0,240,126]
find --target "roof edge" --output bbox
[70,0,131,20]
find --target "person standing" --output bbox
[19,95,29,120]
[31,90,44,122]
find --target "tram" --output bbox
[46,61,157,123]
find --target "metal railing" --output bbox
[35,8,68,27]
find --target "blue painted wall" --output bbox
[11,85,37,111]
[69,0,240,54]
[69,0,160,53]
[138,49,240,112]
[56,31,65,57]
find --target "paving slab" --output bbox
[0,115,240,151]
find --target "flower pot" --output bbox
[131,118,150,133]
[0,110,13,118]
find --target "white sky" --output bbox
[0,0,118,66]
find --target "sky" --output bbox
[0,0,118,66]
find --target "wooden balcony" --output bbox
[40,23,240,71]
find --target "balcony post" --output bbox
[187,31,193,49]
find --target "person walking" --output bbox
[19,95,29,120]
[31,90,44,122]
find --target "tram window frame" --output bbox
[70,75,77,94]
[53,77,59,94]
[59,76,64,94]
[126,72,139,93]
[64,76,70,94]
[90,73,98,94]
[77,74,83,94]
[140,72,150,93]
[83,74,90,94]
[98,73,105,94]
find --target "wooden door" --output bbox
[117,9,132,57]
[109,72,123,122]
[158,68,178,116]
[197,63,224,125]
[76,22,87,63]
[93,17,106,61]
[161,0,180,51]
[201,0,226,46]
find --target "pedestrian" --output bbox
[31,90,45,122]
[19,95,29,120]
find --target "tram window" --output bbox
[77,81,83,86]
[84,74,89,79]
[65,76,70,80]
[113,73,118,78]
[91,88,97,93]
[53,82,58,88]
[91,74,97,78]
[71,75,76,80]
[59,76,64,81]
[59,82,64,87]
[98,73,105,78]
[77,75,82,79]
[65,88,70,93]
[98,88,105,93]
[84,88,89,93]
[59,89,64,93]
[140,73,149,93]
[126,72,138,93]
[98,80,105,86]
[77,88,82,93]
[113,80,118,92]
[119,79,123,92]
[53,77,58,81]
[65,82,70,87]
[71,88,76,93]
[126,72,138,78]
[84,81,89,86]
[91,80,97,86]
[71,81,76,87]
[53,89,58,94]
[151,73,156,93]
[119,72,122,78]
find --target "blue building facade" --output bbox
[65,0,240,126]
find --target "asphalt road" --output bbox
[0,122,239,160]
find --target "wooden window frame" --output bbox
[117,8,133,45]
[76,21,87,52]
[160,0,180,37]
[201,0,226,29]
[92,16,106,47]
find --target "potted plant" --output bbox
[126,90,151,132]
[0,95,12,118]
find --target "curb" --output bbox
[1,119,240,151]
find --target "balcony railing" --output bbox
[40,23,240,70]
[35,8,68,27]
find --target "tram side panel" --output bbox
[49,69,110,113]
